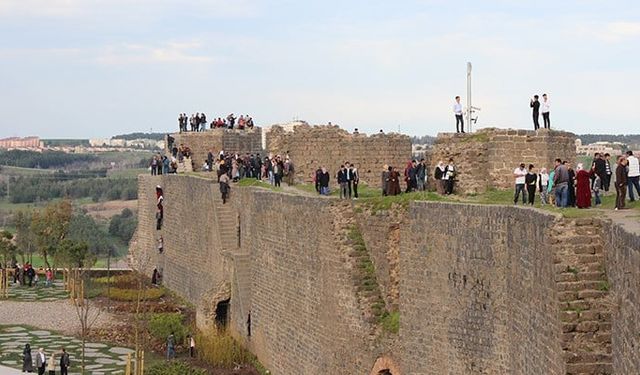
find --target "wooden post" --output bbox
[140,350,145,375]
[125,353,131,375]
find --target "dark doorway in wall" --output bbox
[378,370,393,375]
[215,298,230,329]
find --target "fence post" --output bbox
[125,353,131,375]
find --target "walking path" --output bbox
[0,300,115,335]
[0,326,133,375]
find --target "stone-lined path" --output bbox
[0,326,133,375]
[6,280,68,301]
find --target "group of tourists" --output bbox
[310,163,361,198]
[7,263,55,288]
[21,344,70,375]
[210,152,295,203]
[177,113,255,132]
[511,150,640,210]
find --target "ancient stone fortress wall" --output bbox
[429,128,576,194]
[602,220,640,374]
[266,124,411,187]
[131,174,639,375]
[401,203,564,374]
[165,128,263,170]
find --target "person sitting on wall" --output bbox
[227,113,236,129]
[246,116,254,129]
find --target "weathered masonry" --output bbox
[132,173,638,374]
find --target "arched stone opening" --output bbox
[369,356,400,375]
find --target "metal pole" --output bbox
[467,62,472,133]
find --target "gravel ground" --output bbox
[0,300,116,335]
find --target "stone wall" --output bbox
[429,128,576,194]
[400,203,564,374]
[132,174,231,326]
[266,124,411,187]
[602,221,640,374]
[132,173,637,375]
[166,129,263,171]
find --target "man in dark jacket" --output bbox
[337,165,348,199]
[319,167,330,195]
[60,348,70,375]
[530,95,540,130]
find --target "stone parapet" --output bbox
[429,128,576,194]
[266,124,411,187]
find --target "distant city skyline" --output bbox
[1,0,639,139]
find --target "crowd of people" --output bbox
[177,113,255,132]
[21,344,71,374]
[5,262,55,288]
[510,151,640,210]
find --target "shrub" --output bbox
[146,361,206,375]
[196,328,254,368]
[107,287,165,301]
[380,310,400,334]
[148,313,188,344]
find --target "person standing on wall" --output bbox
[453,96,464,133]
[352,165,359,199]
[541,93,551,129]
[604,153,613,194]
[513,163,528,204]
[530,95,540,130]
[443,158,456,195]
[345,161,353,199]
[525,164,538,205]
[626,151,640,201]
[615,156,628,210]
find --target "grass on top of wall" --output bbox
[236,178,280,191]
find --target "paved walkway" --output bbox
[0,326,132,374]
[0,300,115,335]
[0,364,20,374]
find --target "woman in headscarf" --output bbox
[22,343,34,372]
[434,161,446,195]
[575,163,592,208]
[381,165,389,196]
[387,166,401,196]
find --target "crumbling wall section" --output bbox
[266,125,411,188]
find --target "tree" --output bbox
[68,211,111,257]
[0,231,16,299]
[13,210,36,264]
[31,199,73,268]
[56,239,99,374]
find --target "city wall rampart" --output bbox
[429,128,576,194]
[266,125,411,186]
[132,169,637,375]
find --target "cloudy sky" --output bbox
[1,0,638,138]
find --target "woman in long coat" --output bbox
[22,343,34,372]
[575,163,592,208]
[388,167,401,196]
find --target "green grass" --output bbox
[380,311,399,334]
[0,165,56,176]
[237,178,281,191]
[106,168,147,178]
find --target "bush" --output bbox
[146,361,206,375]
[107,287,165,301]
[380,311,399,334]
[148,313,189,344]
[196,328,254,368]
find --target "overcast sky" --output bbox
[1,0,639,138]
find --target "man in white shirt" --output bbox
[453,96,464,133]
[626,151,640,201]
[513,163,528,204]
[541,93,551,129]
